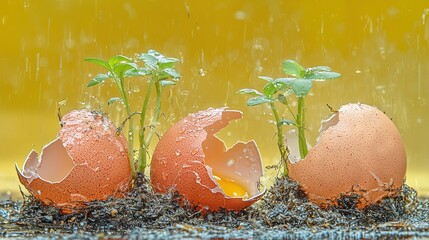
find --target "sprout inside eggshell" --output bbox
[288,103,407,208]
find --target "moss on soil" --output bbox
[1,174,429,239]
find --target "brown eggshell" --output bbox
[150,107,265,212]
[288,103,407,208]
[16,109,131,209]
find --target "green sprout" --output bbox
[85,50,180,177]
[237,60,340,176]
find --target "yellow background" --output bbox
[1,1,428,196]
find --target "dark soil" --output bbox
[1,174,429,239]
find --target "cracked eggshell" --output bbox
[16,109,131,209]
[288,103,407,208]
[150,107,265,212]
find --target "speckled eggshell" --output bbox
[288,103,407,208]
[16,109,131,209]
[150,107,265,212]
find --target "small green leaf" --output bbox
[140,54,157,63]
[272,78,293,87]
[291,79,313,97]
[87,73,109,87]
[308,66,331,72]
[163,68,180,79]
[158,57,179,69]
[262,82,278,97]
[283,60,306,78]
[147,49,163,59]
[107,97,123,105]
[124,68,151,77]
[258,76,274,82]
[278,119,295,126]
[113,62,139,77]
[278,94,287,105]
[84,58,112,71]
[263,78,292,96]
[108,55,132,67]
[139,53,158,68]
[160,80,176,87]
[247,96,273,106]
[305,71,341,80]
[236,88,263,96]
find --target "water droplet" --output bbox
[191,148,199,155]
[162,172,168,180]
[175,150,181,156]
[176,136,186,142]
[198,68,206,76]
[227,159,235,166]
[234,10,247,20]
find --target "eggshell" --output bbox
[16,109,131,209]
[150,107,265,212]
[288,103,407,208]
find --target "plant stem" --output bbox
[284,102,297,122]
[117,76,135,175]
[297,97,308,159]
[137,75,155,173]
[269,102,289,176]
[145,81,162,147]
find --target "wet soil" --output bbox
[1,174,429,239]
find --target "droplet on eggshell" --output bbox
[288,103,407,209]
[150,107,265,212]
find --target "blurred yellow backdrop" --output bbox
[1,1,428,196]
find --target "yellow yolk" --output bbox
[212,172,248,197]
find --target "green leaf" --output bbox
[160,80,176,87]
[84,58,112,71]
[272,78,293,86]
[124,68,151,77]
[278,94,287,105]
[108,55,132,67]
[158,57,179,69]
[139,53,158,68]
[308,66,331,72]
[147,49,163,59]
[163,68,180,79]
[107,97,123,105]
[258,76,274,82]
[263,82,278,97]
[247,96,273,106]
[305,71,341,80]
[113,62,139,77]
[263,78,293,96]
[236,88,263,96]
[283,60,306,78]
[278,119,295,126]
[291,79,312,97]
[87,73,109,87]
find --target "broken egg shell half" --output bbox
[150,107,265,212]
[16,109,132,209]
[288,103,407,209]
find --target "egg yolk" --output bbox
[212,172,248,197]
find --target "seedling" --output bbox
[238,60,340,176]
[85,50,180,176]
